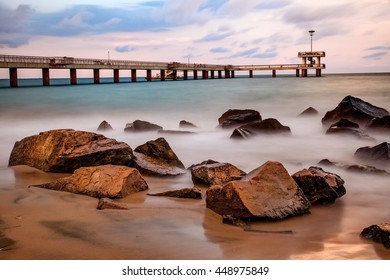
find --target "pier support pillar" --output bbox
[93,69,100,84]
[70,69,77,85]
[316,69,322,77]
[42,68,50,86]
[9,68,18,87]
[249,70,253,78]
[131,69,137,82]
[172,70,177,80]
[183,70,188,80]
[193,70,198,80]
[231,70,235,78]
[302,69,308,77]
[202,70,208,79]
[113,69,120,83]
[272,69,276,78]
[211,70,215,79]
[296,69,300,77]
[218,70,222,79]
[225,70,230,78]
[146,69,152,81]
[160,70,165,81]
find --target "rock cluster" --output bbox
[361,223,390,248]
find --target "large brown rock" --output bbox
[231,118,291,139]
[206,161,311,220]
[8,129,133,173]
[191,162,246,186]
[218,109,262,129]
[322,95,389,127]
[31,165,148,198]
[133,137,186,176]
[292,166,346,204]
[361,223,390,248]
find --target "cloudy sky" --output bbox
[0,0,389,74]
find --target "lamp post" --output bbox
[308,30,315,52]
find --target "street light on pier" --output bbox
[308,30,315,52]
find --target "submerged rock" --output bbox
[97,120,113,131]
[179,120,197,128]
[298,107,319,117]
[191,162,246,186]
[8,129,133,173]
[96,197,129,210]
[355,142,390,165]
[147,188,202,199]
[366,115,390,133]
[206,161,311,220]
[31,165,148,198]
[325,119,374,140]
[292,166,346,204]
[133,137,186,176]
[231,118,291,139]
[124,120,162,132]
[318,159,390,175]
[218,109,262,129]
[361,223,390,248]
[322,95,389,127]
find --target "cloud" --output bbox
[255,0,291,10]
[365,46,390,51]
[230,48,259,58]
[210,47,229,53]
[199,0,229,12]
[362,52,387,60]
[251,52,277,59]
[115,45,137,53]
[195,30,235,42]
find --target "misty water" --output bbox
[0,74,389,259]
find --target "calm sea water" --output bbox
[0,73,389,260]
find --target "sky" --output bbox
[0,0,390,76]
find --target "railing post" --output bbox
[9,68,18,87]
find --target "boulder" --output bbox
[298,107,319,117]
[231,118,291,139]
[133,137,186,176]
[179,120,197,128]
[8,129,134,173]
[31,165,148,198]
[322,95,389,127]
[96,197,129,210]
[191,162,246,186]
[355,142,390,164]
[361,223,390,248]
[325,119,374,140]
[292,166,346,204]
[218,109,262,129]
[147,188,202,199]
[366,115,390,133]
[124,120,162,132]
[206,161,311,220]
[97,120,113,131]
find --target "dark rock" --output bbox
[97,120,113,131]
[124,120,162,132]
[355,142,390,165]
[96,197,129,210]
[222,215,248,227]
[31,165,148,198]
[206,161,311,220]
[191,162,246,186]
[188,159,220,170]
[218,109,262,129]
[179,120,197,128]
[361,223,390,248]
[298,107,319,117]
[231,118,291,139]
[292,166,346,204]
[8,129,134,173]
[147,188,202,199]
[326,119,374,140]
[133,137,186,176]
[158,130,195,135]
[318,159,390,175]
[367,115,390,133]
[322,95,389,127]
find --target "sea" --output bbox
[0,73,389,261]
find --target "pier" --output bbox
[0,51,325,87]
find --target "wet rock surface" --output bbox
[366,115,390,132]
[96,197,129,210]
[8,129,133,173]
[361,223,390,248]
[298,107,319,117]
[124,120,163,132]
[179,120,197,128]
[147,188,202,199]
[218,109,262,129]
[231,118,291,139]
[355,142,390,165]
[191,162,246,186]
[97,120,113,131]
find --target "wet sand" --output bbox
[1,165,389,260]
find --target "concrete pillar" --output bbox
[42,68,50,86]
[225,70,230,78]
[296,69,300,77]
[160,70,165,81]
[93,69,100,84]
[316,69,322,77]
[113,69,120,83]
[183,70,188,80]
[218,70,222,79]
[70,69,77,85]
[272,69,276,78]
[131,69,137,82]
[146,69,152,81]
[211,70,215,79]
[193,70,198,80]
[231,70,235,78]
[249,70,253,78]
[302,69,308,77]
[172,70,177,80]
[9,68,18,87]
[202,70,208,79]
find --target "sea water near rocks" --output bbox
[0,74,389,259]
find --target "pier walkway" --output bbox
[0,52,325,87]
